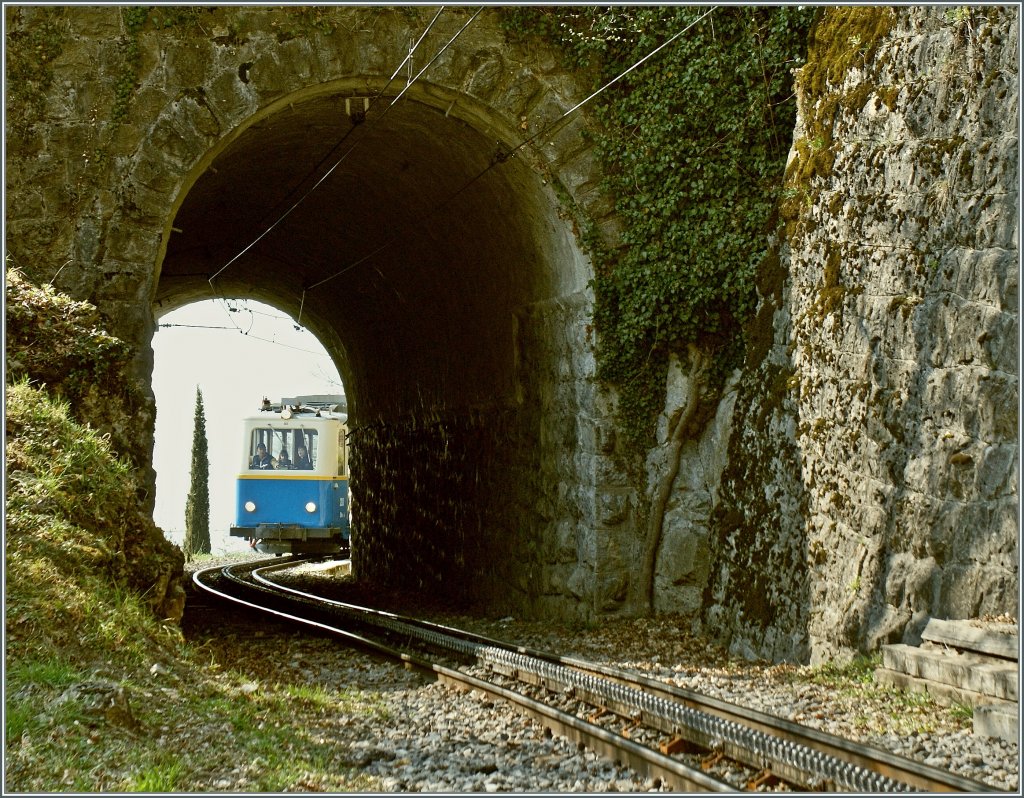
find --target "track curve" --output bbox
[193,558,999,793]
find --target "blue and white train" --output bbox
[229,395,350,556]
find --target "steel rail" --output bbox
[191,561,738,792]
[547,654,997,794]
[247,561,1000,793]
[404,630,915,793]
[430,664,737,793]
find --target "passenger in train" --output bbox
[251,443,273,469]
[276,448,292,469]
[295,445,313,470]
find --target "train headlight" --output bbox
[305,501,317,513]
[244,501,256,512]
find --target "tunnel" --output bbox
[157,84,586,417]
[154,81,600,615]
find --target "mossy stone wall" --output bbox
[702,6,1018,663]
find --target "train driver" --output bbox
[295,445,313,470]
[276,448,292,469]
[251,443,273,469]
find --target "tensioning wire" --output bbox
[234,6,449,240]
[302,7,717,293]
[159,316,330,357]
[207,7,481,289]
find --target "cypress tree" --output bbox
[183,386,211,559]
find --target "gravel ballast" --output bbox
[184,558,1019,792]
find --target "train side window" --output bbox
[295,429,317,470]
[337,428,347,477]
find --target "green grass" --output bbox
[283,681,333,705]
[781,652,961,735]
[4,276,388,792]
[5,702,34,742]
[126,755,185,792]
[949,702,974,721]
[6,382,165,657]
[6,658,85,688]
[3,382,374,791]
[801,652,881,687]
[5,658,88,739]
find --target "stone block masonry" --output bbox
[4,6,613,624]
[876,618,1018,742]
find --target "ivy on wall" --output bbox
[114,6,208,124]
[5,6,68,144]
[502,7,815,464]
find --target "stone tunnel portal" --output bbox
[156,83,596,614]
[158,85,585,417]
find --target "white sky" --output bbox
[151,299,342,554]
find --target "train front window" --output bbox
[248,427,318,470]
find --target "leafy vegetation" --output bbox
[503,7,815,460]
[5,267,131,405]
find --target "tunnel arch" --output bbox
[153,283,355,420]
[8,3,1019,660]
[150,297,345,552]
[107,7,618,618]
[3,6,630,621]
[156,77,592,424]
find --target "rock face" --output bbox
[700,6,1019,662]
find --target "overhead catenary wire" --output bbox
[238,6,449,239]
[207,6,479,288]
[230,330,329,357]
[158,322,236,331]
[158,318,332,357]
[303,7,717,293]
[201,280,248,336]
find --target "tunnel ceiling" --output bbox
[160,90,579,421]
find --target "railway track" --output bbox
[193,557,998,793]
